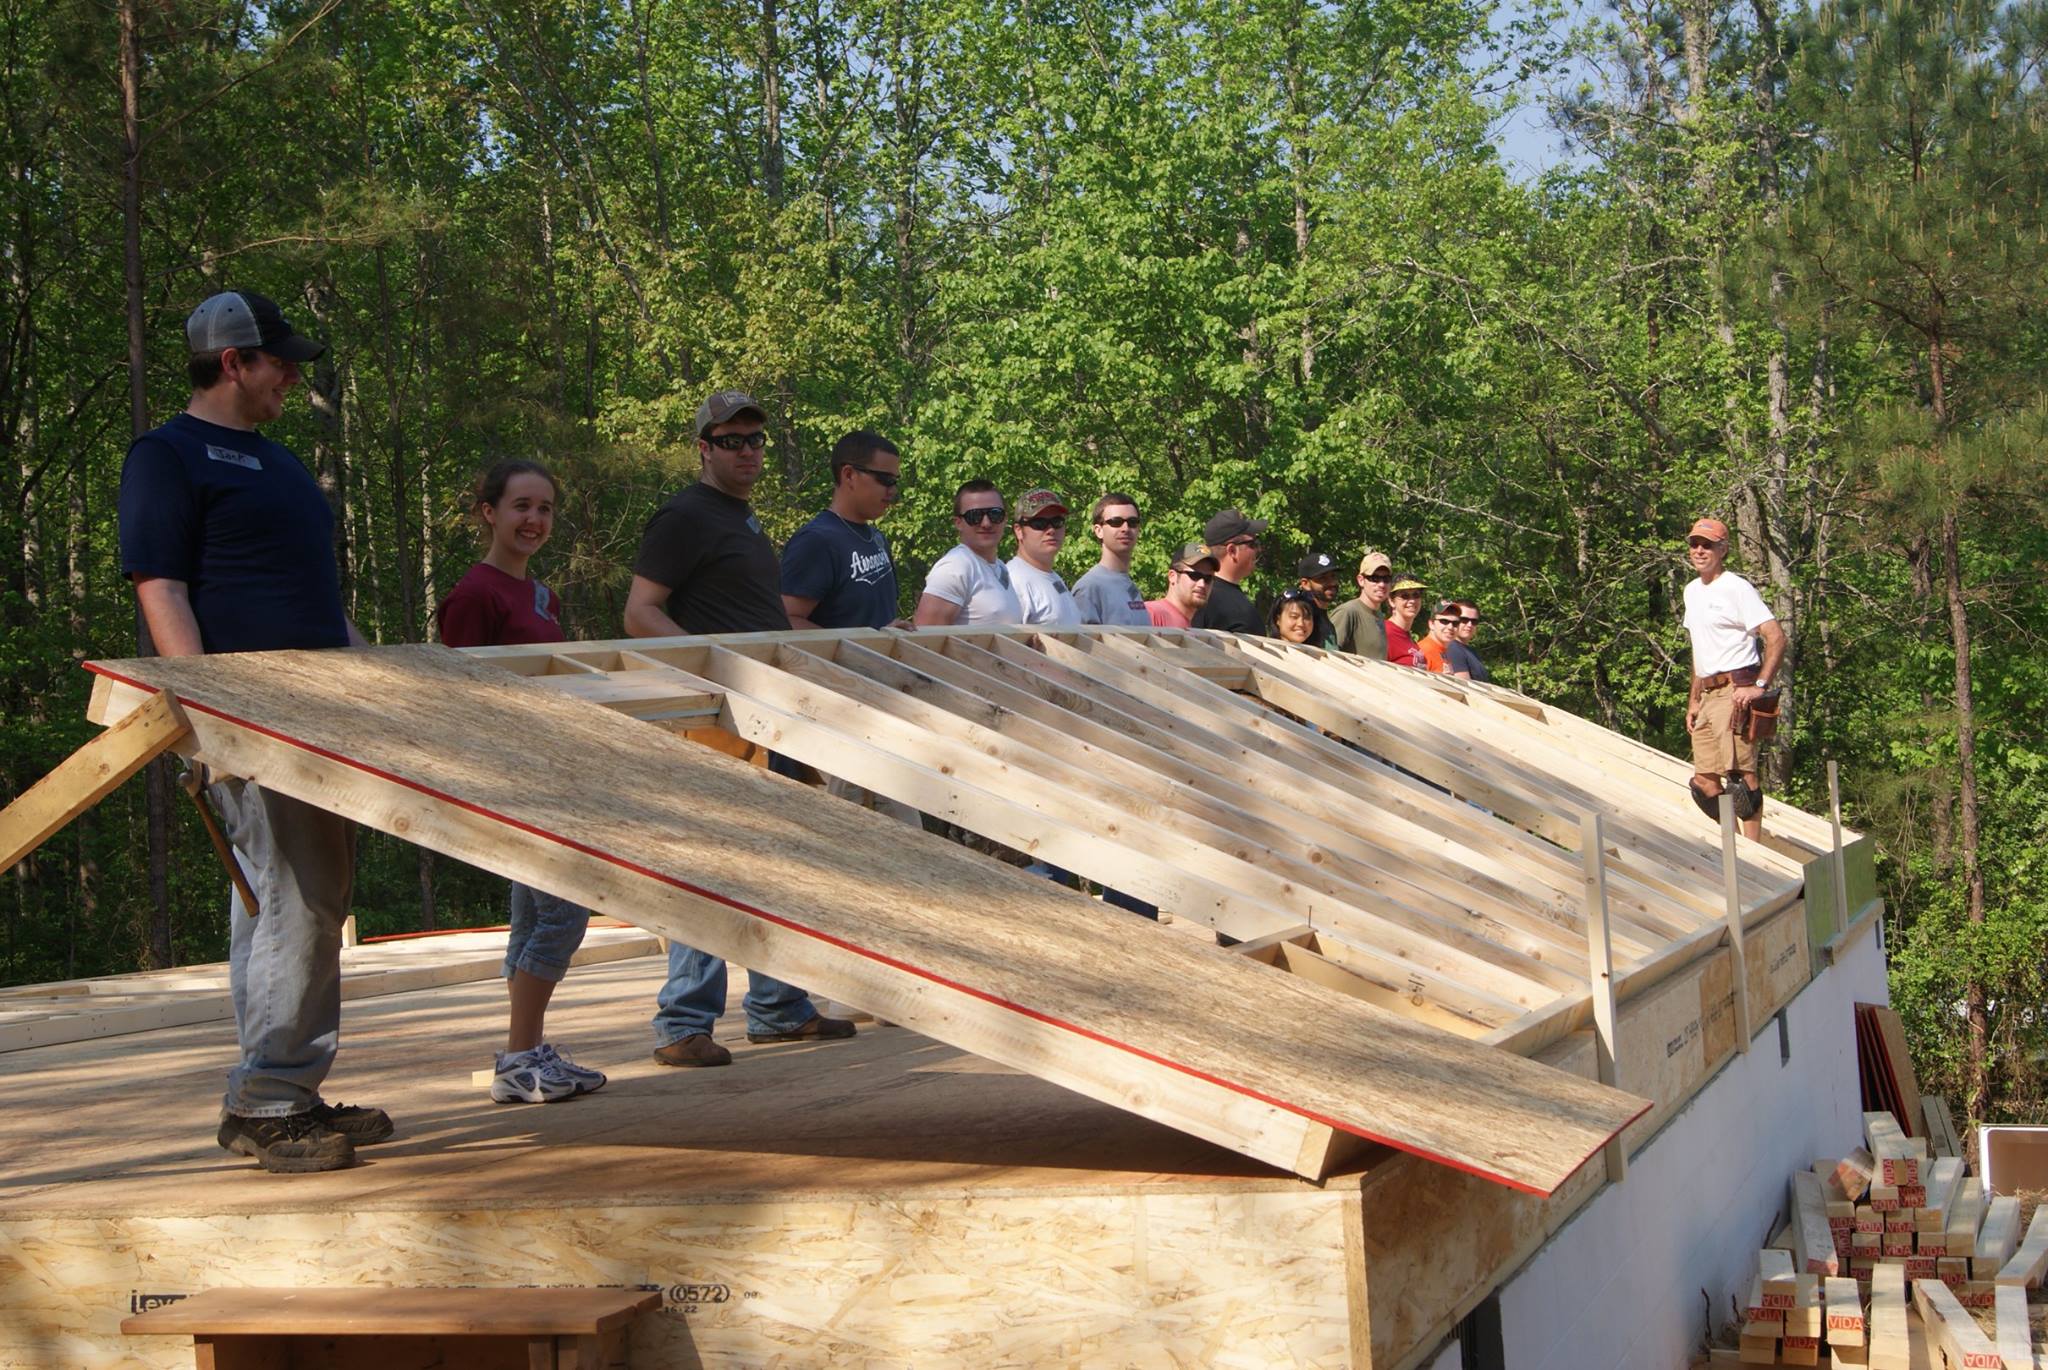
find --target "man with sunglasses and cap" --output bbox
[916,480,1024,626]
[781,430,904,632]
[1683,516,1786,840]
[1192,507,1266,634]
[1293,551,1340,646]
[120,290,388,1173]
[1007,489,1083,627]
[1071,493,1151,626]
[1330,551,1393,659]
[1148,543,1217,628]
[628,389,857,1068]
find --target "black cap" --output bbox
[1296,551,1338,579]
[1203,508,1269,547]
[185,291,326,363]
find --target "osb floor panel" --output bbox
[0,951,1308,1221]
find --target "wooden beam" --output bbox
[1790,1170,1840,1275]
[0,689,188,875]
[1914,1274,2002,1369]
[1996,1282,2032,1370]
[1583,812,1625,1184]
[84,645,1647,1192]
[1867,1263,1909,1370]
[1977,1197,2022,1280]
[1720,792,1752,1053]
[1997,1205,2048,1288]
[1828,760,1850,939]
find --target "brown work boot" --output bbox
[746,1014,857,1045]
[652,1034,732,1068]
[217,1111,356,1173]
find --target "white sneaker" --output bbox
[535,1043,606,1095]
[491,1048,578,1104]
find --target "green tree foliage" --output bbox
[0,0,2043,1123]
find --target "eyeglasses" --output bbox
[1461,616,1481,625]
[1363,571,1393,583]
[1172,567,1214,583]
[957,506,1006,526]
[1098,515,1142,529]
[705,431,768,451]
[1020,516,1067,531]
[1391,590,1423,600]
[1687,537,1720,549]
[847,464,900,488]
[1433,616,1460,625]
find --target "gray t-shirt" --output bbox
[1331,599,1387,659]
[1071,565,1151,626]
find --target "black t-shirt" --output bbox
[1192,577,1262,634]
[779,510,898,629]
[632,481,790,634]
[117,413,349,654]
[1447,640,1491,682]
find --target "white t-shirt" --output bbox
[1683,572,1774,675]
[922,544,1022,626]
[1007,557,1083,627]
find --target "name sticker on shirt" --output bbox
[204,445,262,471]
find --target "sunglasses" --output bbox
[1461,616,1481,625]
[1391,590,1423,599]
[957,506,1006,526]
[1173,567,1214,583]
[1363,571,1393,583]
[1433,616,1460,625]
[1020,516,1067,531]
[848,464,900,488]
[1687,537,1721,549]
[1226,538,1259,549]
[705,431,768,451]
[1097,515,1142,529]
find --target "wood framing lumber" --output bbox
[1826,1275,1866,1346]
[1721,791,1753,1052]
[1997,1206,2048,1289]
[1977,1198,2022,1280]
[1582,812,1625,1183]
[1868,1263,1910,1370]
[120,1286,662,1338]
[1924,1097,1964,1159]
[1868,1111,1927,1184]
[81,645,1648,1193]
[1913,1275,2003,1369]
[1996,1284,2033,1370]
[1763,1246,1802,1305]
[1835,1148,1877,1203]
[1919,1158,1965,1232]
[1793,1170,1843,1274]
[0,688,187,874]
[1869,1008,1925,1138]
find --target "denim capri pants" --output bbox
[503,882,591,982]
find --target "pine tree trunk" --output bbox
[1940,510,1988,1116]
[122,0,174,971]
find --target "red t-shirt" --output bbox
[1385,620,1421,667]
[1146,599,1192,629]
[438,562,565,648]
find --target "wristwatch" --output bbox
[1756,677,1771,690]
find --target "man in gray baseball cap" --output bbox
[185,290,328,365]
[117,290,384,1174]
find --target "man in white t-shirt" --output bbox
[1681,516,1786,839]
[1006,488,1082,627]
[914,479,1023,627]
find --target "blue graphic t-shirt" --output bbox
[780,510,900,629]
[117,412,348,654]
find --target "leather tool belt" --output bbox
[1693,664,1761,692]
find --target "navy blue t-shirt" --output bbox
[779,511,899,629]
[118,413,348,654]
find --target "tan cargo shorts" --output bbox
[1690,682,1759,777]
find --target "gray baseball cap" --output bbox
[694,389,767,437]
[185,291,326,362]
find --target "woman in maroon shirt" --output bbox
[438,460,605,1104]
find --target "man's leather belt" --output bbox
[1695,665,1761,691]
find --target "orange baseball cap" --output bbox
[1688,517,1729,543]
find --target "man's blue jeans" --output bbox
[211,778,357,1117]
[651,941,818,1043]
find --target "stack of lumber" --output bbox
[1719,1114,2047,1366]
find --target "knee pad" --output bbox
[1732,779,1764,820]
[1688,777,1721,820]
